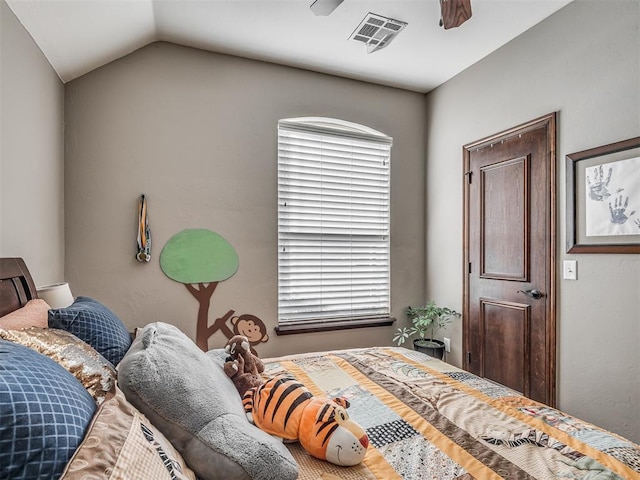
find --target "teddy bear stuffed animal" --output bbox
[223,335,264,396]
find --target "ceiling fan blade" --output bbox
[440,0,472,29]
[310,0,344,16]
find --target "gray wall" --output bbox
[425,0,639,442]
[0,0,65,285]
[64,42,426,358]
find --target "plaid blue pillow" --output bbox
[0,340,96,480]
[48,296,132,366]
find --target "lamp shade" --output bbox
[37,282,74,309]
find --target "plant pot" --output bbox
[413,338,445,360]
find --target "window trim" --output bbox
[274,316,395,336]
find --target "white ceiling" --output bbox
[7,0,573,93]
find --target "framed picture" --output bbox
[566,136,640,253]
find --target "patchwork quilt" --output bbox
[263,347,640,480]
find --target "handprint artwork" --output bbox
[609,195,635,225]
[585,156,640,236]
[586,164,613,201]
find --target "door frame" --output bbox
[462,112,557,406]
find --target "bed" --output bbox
[1,257,639,480]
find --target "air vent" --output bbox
[349,13,407,54]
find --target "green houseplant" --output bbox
[393,301,461,359]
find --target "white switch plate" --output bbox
[443,337,451,353]
[563,260,577,280]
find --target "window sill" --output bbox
[274,317,395,336]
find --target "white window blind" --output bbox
[277,118,392,325]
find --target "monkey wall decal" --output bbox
[208,310,269,355]
[232,314,269,355]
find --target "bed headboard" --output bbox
[0,258,38,317]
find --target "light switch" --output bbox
[563,260,577,280]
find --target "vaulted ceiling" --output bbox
[6,0,572,92]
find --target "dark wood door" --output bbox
[463,113,556,406]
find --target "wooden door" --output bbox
[463,113,556,406]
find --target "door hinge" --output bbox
[468,262,472,274]
[467,351,471,364]
[464,171,473,183]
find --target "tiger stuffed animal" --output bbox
[242,375,369,466]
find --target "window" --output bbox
[277,117,392,329]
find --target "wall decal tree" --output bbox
[160,228,239,350]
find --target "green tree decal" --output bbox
[160,229,239,350]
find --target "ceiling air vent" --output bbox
[349,13,407,54]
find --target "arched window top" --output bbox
[279,117,392,145]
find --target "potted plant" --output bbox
[393,301,460,359]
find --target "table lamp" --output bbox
[37,282,74,309]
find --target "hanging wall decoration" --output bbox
[566,136,640,253]
[136,194,152,262]
[159,228,269,352]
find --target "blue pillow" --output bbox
[48,296,132,366]
[0,340,96,480]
